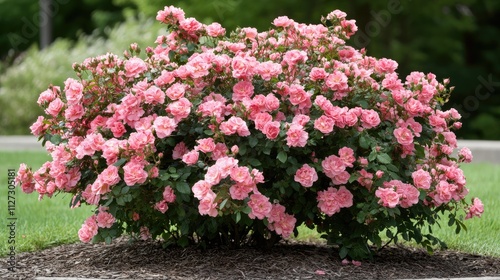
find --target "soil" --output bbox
[1,238,499,280]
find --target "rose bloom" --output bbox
[96,211,115,228]
[412,169,432,189]
[321,155,345,179]
[163,186,176,203]
[154,200,169,213]
[64,78,84,105]
[458,147,473,163]
[182,150,199,165]
[125,57,148,78]
[205,22,226,37]
[192,180,212,199]
[195,138,216,153]
[375,187,400,208]
[172,142,188,159]
[232,80,254,101]
[198,191,218,217]
[360,109,381,129]
[263,121,281,140]
[393,127,414,146]
[123,159,148,186]
[314,115,335,134]
[45,98,64,117]
[153,116,177,138]
[465,198,484,219]
[286,124,308,147]
[248,193,272,220]
[294,164,318,187]
[254,112,273,130]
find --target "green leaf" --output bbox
[204,129,214,136]
[277,151,288,163]
[219,198,229,209]
[116,197,125,206]
[339,246,349,259]
[248,158,262,166]
[50,134,62,145]
[176,182,191,194]
[359,135,370,149]
[235,212,241,223]
[249,136,259,148]
[238,144,247,156]
[113,158,127,167]
[121,186,130,195]
[376,153,392,164]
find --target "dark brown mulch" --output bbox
[1,238,499,280]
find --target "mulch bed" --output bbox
[1,238,499,279]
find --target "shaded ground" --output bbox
[1,238,499,279]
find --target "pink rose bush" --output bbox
[16,6,483,260]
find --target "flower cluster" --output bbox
[16,6,483,260]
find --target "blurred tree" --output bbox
[0,0,135,63]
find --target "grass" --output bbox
[0,151,499,257]
[0,151,92,256]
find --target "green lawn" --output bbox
[1,151,499,257]
[0,151,92,256]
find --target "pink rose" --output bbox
[230,166,252,185]
[220,116,250,137]
[412,169,431,189]
[123,159,148,186]
[248,193,272,220]
[64,104,85,121]
[314,115,335,134]
[144,85,165,104]
[45,98,64,117]
[154,200,169,213]
[162,186,176,203]
[254,112,273,130]
[360,109,381,129]
[232,80,254,101]
[264,94,280,111]
[172,142,188,160]
[465,198,484,219]
[182,150,199,165]
[37,88,56,105]
[167,97,192,121]
[273,16,294,27]
[205,22,226,37]
[192,180,212,199]
[125,57,148,78]
[64,78,83,105]
[331,171,350,185]
[393,127,414,146]
[458,147,473,163]
[263,121,281,140]
[321,155,345,179]
[198,191,218,217]
[30,116,47,136]
[294,164,318,187]
[195,138,216,153]
[325,71,348,91]
[96,211,115,228]
[179,17,203,33]
[286,124,308,147]
[153,116,177,138]
[258,61,282,81]
[375,187,400,208]
[309,67,327,81]
[396,183,420,208]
